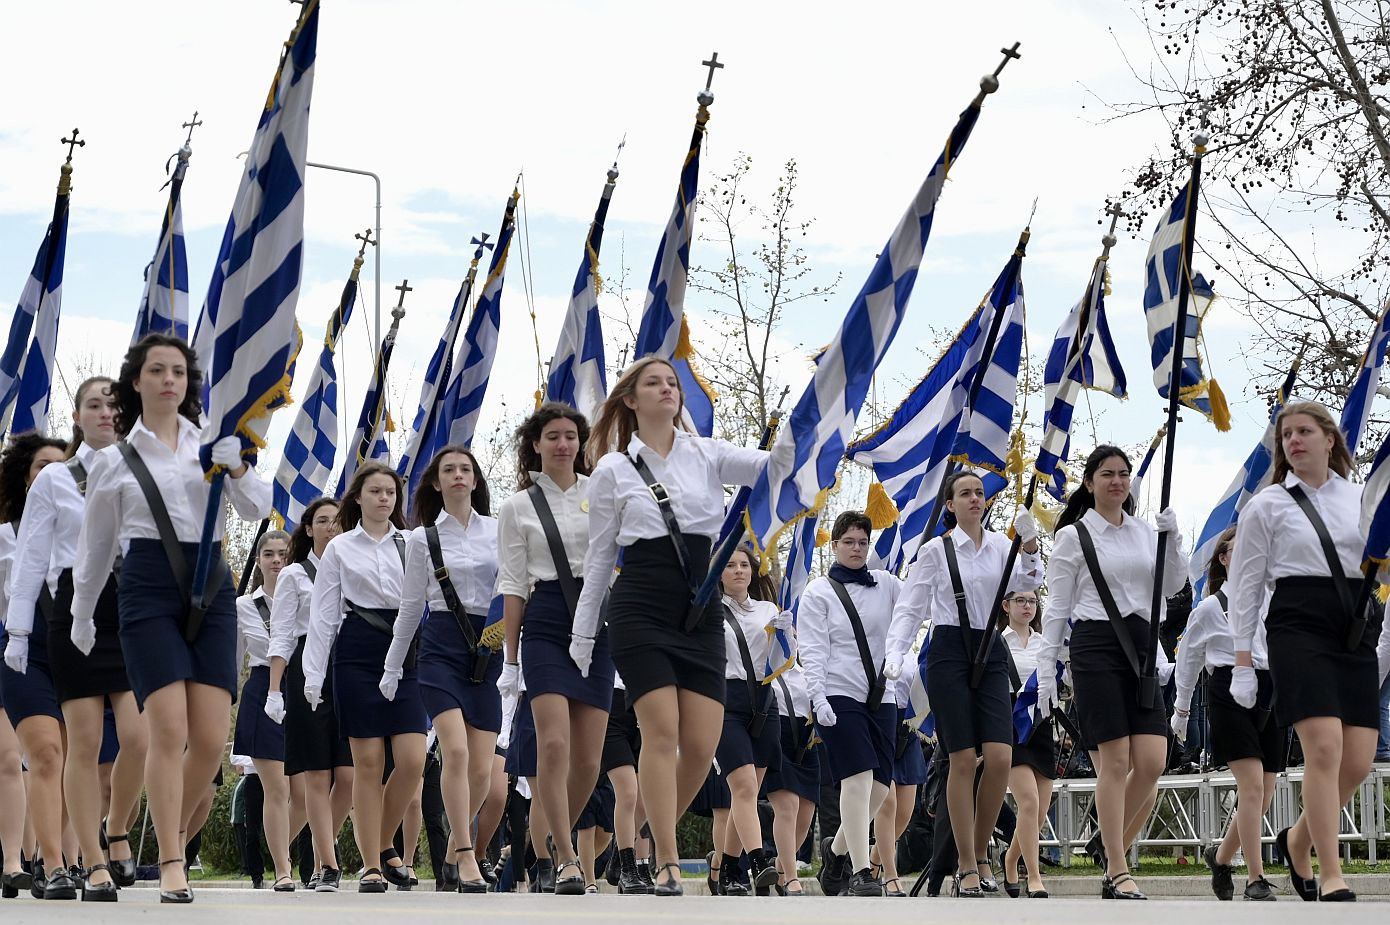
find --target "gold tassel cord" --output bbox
[865,481,899,530]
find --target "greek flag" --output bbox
[1339,300,1390,458]
[438,189,517,450]
[633,99,716,436]
[272,265,358,527]
[1012,660,1065,743]
[1359,425,1390,568]
[1036,253,1127,500]
[1143,172,1230,430]
[762,514,819,679]
[337,312,403,497]
[546,165,616,421]
[198,0,316,472]
[0,188,70,437]
[846,246,1023,573]
[1189,361,1299,597]
[397,239,487,500]
[133,144,191,344]
[904,632,935,738]
[745,103,983,556]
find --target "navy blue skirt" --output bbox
[817,695,897,785]
[99,706,120,764]
[1,605,61,725]
[576,774,615,832]
[234,666,286,761]
[763,714,821,803]
[892,709,930,785]
[418,609,503,732]
[119,539,238,708]
[716,679,782,774]
[688,766,731,815]
[505,693,537,778]
[332,612,427,739]
[521,580,613,711]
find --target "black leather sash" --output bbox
[775,674,816,763]
[941,534,979,665]
[1073,522,1143,677]
[425,524,491,683]
[724,605,772,737]
[827,578,886,710]
[526,483,580,619]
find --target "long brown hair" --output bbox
[337,462,406,532]
[411,445,490,527]
[289,497,339,563]
[114,334,202,436]
[585,357,689,468]
[249,529,292,592]
[721,545,778,603]
[1205,525,1238,595]
[1269,400,1353,485]
[66,375,115,457]
[514,403,591,490]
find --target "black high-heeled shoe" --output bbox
[975,860,998,894]
[1101,872,1146,900]
[454,846,489,894]
[81,864,118,902]
[0,869,32,899]
[1275,827,1318,902]
[653,862,683,897]
[555,859,587,896]
[951,869,984,897]
[158,858,193,904]
[101,823,137,888]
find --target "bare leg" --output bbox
[302,770,339,871]
[140,682,190,893]
[944,749,980,886]
[15,715,64,869]
[380,733,425,876]
[972,742,1011,881]
[610,765,638,850]
[473,753,508,860]
[104,693,146,868]
[1120,735,1166,853]
[59,697,113,886]
[349,738,386,883]
[769,789,800,891]
[0,709,25,875]
[253,759,294,882]
[1094,737,1134,891]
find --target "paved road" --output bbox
[2,887,1385,923]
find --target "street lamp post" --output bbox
[306,160,383,343]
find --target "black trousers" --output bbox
[422,748,448,881]
[240,773,266,881]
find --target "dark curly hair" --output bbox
[114,333,202,436]
[0,431,68,523]
[289,496,340,563]
[411,445,490,527]
[513,403,591,490]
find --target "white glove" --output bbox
[304,684,323,711]
[569,634,595,678]
[1170,711,1189,742]
[768,610,794,633]
[1155,507,1179,535]
[498,662,521,701]
[1012,509,1038,545]
[378,667,402,702]
[264,691,286,724]
[882,656,903,681]
[1230,666,1257,709]
[1036,670,1058,719]
[211,435,244,469]
[3,634,28,674]
[70,617,97,656]
[812,696,837,728]
[1157,661,1175,685]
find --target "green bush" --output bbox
[677,813,713,860]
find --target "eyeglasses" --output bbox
[836,538,870,549]
[1008,597,1039,606]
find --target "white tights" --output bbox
[830,770,890,872]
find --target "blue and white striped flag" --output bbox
[905,631,935,738]
[1036,251,1127,499]
[197,0,316,471]
[1012,659,1065,743]
[337,309,403,497]
[133,143,191,344]
[845,248,1023,573]
[0,181,70,437]
[1189,361,1299,597]
[1359,425,1390,569]
[397,240,487,501]
[1339,300,1390,458]
[634,94,716,436]
[547,165,616,421]
[745,103,983,556]
[438,189,518,450]
[762,513,819,679]
[272,261,358,527]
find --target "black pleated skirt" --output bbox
[47,569,129,702]
[284,635,352,774]
[1070,615,1167,745]
[1266,577,1382,729]
[1012,719,1057,779]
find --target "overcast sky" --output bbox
[0,0,1347,540]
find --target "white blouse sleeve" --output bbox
[71,449,123,625]
[887,550,934,666]
[796,581,832,704]
[1226,494,1274,654]
[496,496,531,600]
[1037,524,1080,672]
[267,566,306,663]
[386,529,430,674]
[303,542,346,689]
[574,462,621,639]
[710,438,769,487]
[5,467,60,635]
[1172,598,1215,713]
[223,463,273,522]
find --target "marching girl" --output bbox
[803,510,915,898]
[380,445,498,894]
[1035,444,1185,900]
[496,404,606,896]
[1173,525,1278,901]
[888,471,1041,897]
[302,463,426,892]
[265,497,350,891]
[763,654,820,896]
[570,357,768,896]
[1000,588,1054,898]
[8,378,149,901]
[600,670,654,893]
[71,334,271,903]
[233,529,306,892]
[712,546,790,895]
[0,432,67,898]
[1227,402,1382,902]
[868,668,928,897]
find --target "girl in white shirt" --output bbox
[72,334,270,903]
[762,660,818,895]
[496,404,603,895]
[571,357,768,896]
[264,497,350,891]
[1226,402,1380,902]
[233,529,304,892]
[1000,589,1053,898]
[302,463,425,892]
[1173,525,1278,901]
[381,445,498,893]
[1035,444,1185,900]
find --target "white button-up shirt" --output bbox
[236,587,274,670]
[722,594,781,681]
[496,474,588,599]
[1038,507,1187,671]
[1173,591,1271,713]
[1002,625,1044,689]
[770,663,812,719]
[302,524,408,689]
[798,571,909,702]
[71,416,271,623]
[0,522,14,624]
[5,443,96,635]
[267,553,318,663]
[385,509,498,673]
[573,431,768,638]
[1227,472,1364,652]
[894,527,1043,638]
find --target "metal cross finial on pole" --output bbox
[355,227,376,259]
[61,128,84,164]
[702,52,724,90]
[974,42,1021,105]
[995,42,1023,75]
[1103,201,1126,247]
[394,279,413,305]
[182,111,204,146]
[471,233,494,253]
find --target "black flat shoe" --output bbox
[617,848,646,895]
[81,864,118,902]
[555,860,587,895]
[1205,845,1234,901]
[158,858,193,904]
[358,869,388,894]
[1275,827,1318,901]
[1002,875,1020,898]
[1028,888,1050,898]
[1319,887,1356,902]
[846,868,883,897]
[1244,876,1276,901]
[43,868,78,901]
[101,823,137,888]
[705,851,719,895]
[653,862,683,897]
[315,866,341,892]
[29,860,46,899]
[379,850,412,888]
[534,857,556,893]
[1101,872,1146,900]
[272,875,296,893]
